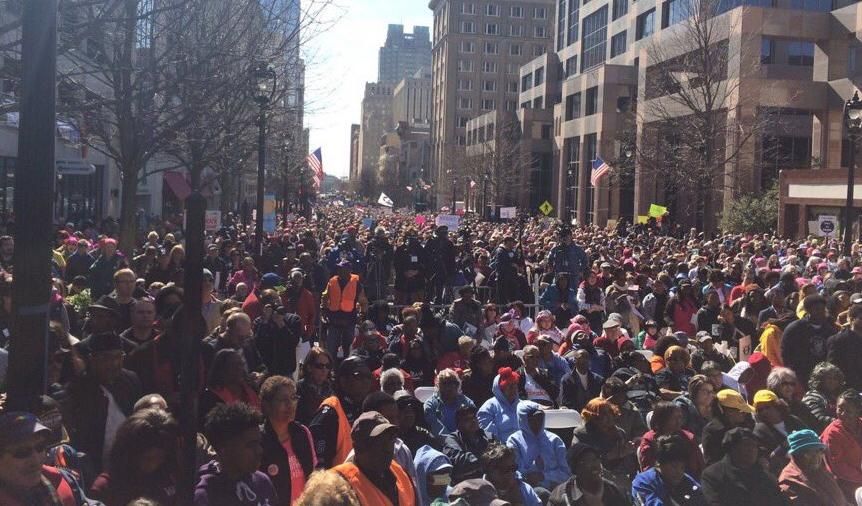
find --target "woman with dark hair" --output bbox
[394,390,438,454]
[460,346,495,406]
[638,401,705,478]
[198,349,261,423]
[572,398,638,489]
[295,346,333,425]
[481,303,500,346]
[801,361,845,433]
[673,374,716,443]
[655,346,695,399]
[821,388,862,500]
[259,375,317,505]
[89,408,179,505]
[367,300,396,335]
[400,338,435,387]
[701,389,755,465]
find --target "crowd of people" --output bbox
[2,202,862,505]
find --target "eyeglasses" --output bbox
[7,443,46,460]
[312,362,332,370]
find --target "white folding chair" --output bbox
[414,386,436,404]
[542,409,585,430]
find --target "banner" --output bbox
[377,193,394,207]
[636,215,649,224]
[648,204,668,218]
[204,210,222,232]
[435,214,461,231]
[263,194,277,233]
[500,207,517,219]
[415,215,426,226]
[817,215,838,238]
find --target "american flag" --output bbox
[307,148,324,188]
[590,156,610,187]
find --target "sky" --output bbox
[303,0,432,179]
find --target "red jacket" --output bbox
[639,429,705,478]
[281,287,317,338]
[822,418,862,496]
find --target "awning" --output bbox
[164,171,191,200]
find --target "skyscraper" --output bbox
[378,24,432,84]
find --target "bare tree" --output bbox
[627,0,788,230]
[465,114,532,210]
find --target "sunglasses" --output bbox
[7,443,46,460]
[312,362,332,370]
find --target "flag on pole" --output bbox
[307,148,324,189]
[590,156,610,187]
[377,193,394,207]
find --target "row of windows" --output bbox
[461,3,549,19]
[461,21,548,37]
[563,85,599,120]
[761,39,815,66]
[458,60,535,72]
[459,41,525,55]
[581,5,608,72]
[457,79,519,92]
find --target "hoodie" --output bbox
[506,401,570,490]
[414,445,453,506]
[193,460,278,506]
[477,374,521,442]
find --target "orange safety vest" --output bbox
[319,396,353,466]
[327,274,359,313]
[333,461,416,506]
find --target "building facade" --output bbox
[509,0,861,231]
[349,123,361,181]
[379,24,433,84]
[358,83,394,196]
[429,0,556,208]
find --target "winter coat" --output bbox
[778,458,849,506]
[414,445,451,506]
[477,374,521,443]
[193,460,278,506]
[505,401,570,490]
[632,467,707,506]
[700,455,787,506]
[821,418,862,498]
[423,392,475,436]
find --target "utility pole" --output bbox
[6,0,58,410]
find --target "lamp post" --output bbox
[482,173,489,219]
[844,92,862,256]
[252,62,276,257]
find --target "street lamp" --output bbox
[252,62,277,256]
[447,168,456,211]
[844,91,862,255]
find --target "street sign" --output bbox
[204,210,221,231]
[817,215,838,237]
[539,200,553,216]
[435,214,461,231]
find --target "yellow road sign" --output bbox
[539,200,553,216]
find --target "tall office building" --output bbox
[429,0,556,208]
[349,124,361,181]
[357,83,394,195]
[378,24,433,84]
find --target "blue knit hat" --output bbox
[787,429,826,455]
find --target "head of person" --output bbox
[362,392,400,427]
[380,368,405,396]
[787,429,827,473]
[335,356,374,405]
[102,238,118,257]
[651,401,684,435]
[654,434,692,487]
[447,478,507,506]
[470,346,494,377]
[394,391,423,431]
[688,374,716,408]
[573,348,590,374]
[664,346,690,374]
[350,411,399,475]
[496,367,520,403]
[716,389,755,426]
[336,260,352,280]
[457,335,475,357]
[303,347,333,384]
[203,403,264,477]
[108,408,179,481]
[481,443,518,493]
[521,344,540,371]
[808,361,845,397]
[224,312,252,347]
[131,297,156,330]
[81,332,125,385]
[458,285,475,301]
[722,427,760,468]
[154,285,183,320]
[803,294,828,322]
[766,367,799,402]
[753,389,786,425]
[113,268,136,298]
[134,394,168,413]
[260,375,299,426]
[402,315,419,338]
[0,412,54,492]
[436,368,462,404]
[208,349,248,390]
[581,397,620,433]
[601,376,628,406]
[567,443,603,491]
[836,388,862,424]
[455,405,480,436]
[602,319,621,339]
[701,361,725,390]
[234,282,249,300]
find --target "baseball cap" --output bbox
[337,259,352,269]
[350,411,398,445]
[448,478,510,506]
[851,293,862,305]
[602,319,620,329]
[89,295,121,315]
[717,389,754,414]
[261,272,284,288]
[696,331,713,343]
[752,389,779,408]
[0,412,51,449]
[336,356,371,379]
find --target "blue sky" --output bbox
[304,1,432,178]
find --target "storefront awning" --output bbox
[164,171,191,201]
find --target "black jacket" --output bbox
[58,370,142,474]
[701,416,754,466]
[548,476,629,506]
[753,416,808,476]
[308,395,362,469]
[700,455,788,506]
[442,429,495,483]
[260,420,315,505]
[254,314,302,376]
[781,317,835,384]
[559,369,604,412]
[826,328,862,390]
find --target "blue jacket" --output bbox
[540,354,572,385]
[423,392,476,436]
[547,243,588,281]
[477,375,521,443]
[539,283,578,312]
[505,401,570,490]
[632,468,707,506]
[414,445,452,506]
